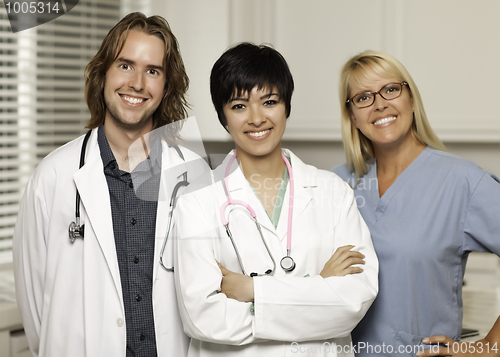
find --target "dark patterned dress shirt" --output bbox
[98,126,161,357]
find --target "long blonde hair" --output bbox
[339,50,446,180]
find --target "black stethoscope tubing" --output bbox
[159,174,188,271]
[68,130,188,248]
[159,145,189,271]
[69,130,92,243]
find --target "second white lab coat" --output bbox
[13,128,208,357]
[172,150,378,357]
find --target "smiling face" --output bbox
[223,86,286,160]
[348,71,415,152]
[103,30,166,134]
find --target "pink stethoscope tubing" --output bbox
[220,151,296,276]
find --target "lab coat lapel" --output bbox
[222,151,276,235]
[276,151,313,242]
[73,130,122,296]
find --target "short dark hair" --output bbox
[210,42,294,127]
[85,12,189,131]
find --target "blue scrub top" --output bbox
[333,147,500,357]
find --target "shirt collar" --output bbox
[97,125,116,169]
[97,125,163,173]
[133,133,162,174]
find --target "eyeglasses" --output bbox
[346,82,408,108]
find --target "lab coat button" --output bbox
[131,218,137,225]
[116,318,124,327]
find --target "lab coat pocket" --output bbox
[395,330,426,356]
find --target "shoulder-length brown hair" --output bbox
[85,12,189,132]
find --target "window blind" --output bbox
[0,0,121,264]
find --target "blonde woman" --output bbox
[333,50,500,357]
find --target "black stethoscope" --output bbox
[158,171,188,271]
[68,130,91,243]
[68,130,188,251]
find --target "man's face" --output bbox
[103,30,166,133]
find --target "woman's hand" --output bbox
[319,245,365,278]
[418,335,500,357]
[217,261,254,302]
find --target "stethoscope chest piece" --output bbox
[280,255,296,272]
[69,219,85,243]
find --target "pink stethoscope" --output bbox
[220,152,296,277]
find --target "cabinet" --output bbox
[0,302,26,357]
[154,0,500,143]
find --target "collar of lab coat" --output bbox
[73,129,121,293]
[217,149,315,242]
[73,129,191,293]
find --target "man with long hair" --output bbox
[13,12,201,357]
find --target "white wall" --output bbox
[152,0,500,175]
[151,0,230,140]
[153,0,500,141]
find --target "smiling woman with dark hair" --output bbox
[172,42,378,357]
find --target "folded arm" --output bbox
[173,183,378,345]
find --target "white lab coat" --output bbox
[172,149,378,357]
[13,128,207,357]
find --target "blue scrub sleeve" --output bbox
[462,172,500,254]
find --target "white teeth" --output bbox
[122,95,145,104]
[247,129,270,137]
[374,116,396,125]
